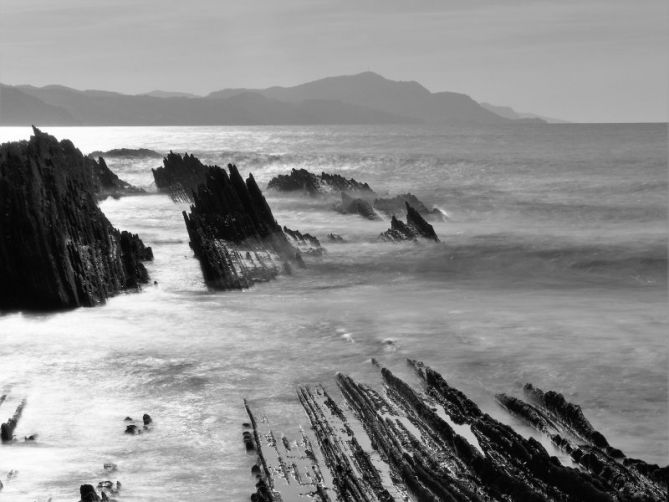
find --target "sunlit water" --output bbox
[0,124,666,501]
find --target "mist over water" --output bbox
[0,124,666,501]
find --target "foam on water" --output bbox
[0,124,666,501]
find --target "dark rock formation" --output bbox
[80,484,100,502]
[0,128,153,310]
[379,202,439,242]
[338,192,380,220]
[183,163,304,290]
[283,226,324,256]
[89,148,162,159]
[142,413,152,426]
[151,151,209,202]
[244,360,667,501]
[90,156,145,199]
[373,193,443,220]
[267,168,374,196]
[327,233,345,242]
[1,399,26,442]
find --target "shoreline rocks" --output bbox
[379,202,440,241]
[151,151,209,202]
[267,168,374,196]
[183,162,304,289]
[244,359,668,502]
[0,127,153,310]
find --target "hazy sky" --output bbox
[1,0,667,122]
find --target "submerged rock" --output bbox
[183,162,304,290]
[0,128,153,310]
[267,168,374,196]
[379,202,439,242]
[283,226,324,256]
[338,191,380,220]
[373,192,443,220]
[89,156,145,199]
[89,148,162,159]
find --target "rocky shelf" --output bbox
[379,202,440,242]
[267,168,374,196]
[244,360,668,501]
[182,163,307,290]
[0,127,153,310]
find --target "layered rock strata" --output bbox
[182,163,304,289]
[244,360,667,501]
[379,202,439,241]
[0,128,153,310]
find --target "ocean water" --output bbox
[0,123,666,501]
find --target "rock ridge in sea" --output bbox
[379,202,440,241]
[182,163,304,289]
[267,168,374,196]
[152,151,209,202]
[0,127,153,310]
[244,359,668,501]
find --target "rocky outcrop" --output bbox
[183,163,304,289]
[89,148,162,159]
[379,202,439,242]
[0,127,153,310]
[1,399,26,442]
[91,156,144,199]
[373,193,443,220]
[338,192,380,220]
[283,226,324,256]
[152,151,209,202]
[244,360,668,502]
[267,168,374,196]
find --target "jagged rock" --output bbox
[89,148,162,159]
[183,163,303,290]
[379,202,439,242]
[327,233,345,242]
[283,226,324,256]
[80,484,101,502]
[267,168,374,196]
[1,399,26,442]
[151,151,209,202]
[124,424,139,435]
[0,128,153,310]
[244,359,666,501]
[373,193,443,220]
[338,192,380,220]
[90,156,145,199]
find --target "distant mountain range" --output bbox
[0,72,558,126]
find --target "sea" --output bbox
[0,123,666,501]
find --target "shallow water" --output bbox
[0,124,666,501]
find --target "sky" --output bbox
[0,0,667,122]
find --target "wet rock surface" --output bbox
[267,168,374,196]
[373,192,443,220]
[338,192,380,220]
[151,151,210,202]
[89,148,162,159]
[183,162,305,289]
[283,226,324,256]
[379,202,440,242]
[244,360,668,501]
[0,127,152,310]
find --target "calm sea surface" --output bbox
[0,123,667,501]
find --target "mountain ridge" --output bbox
[1,72,546,126]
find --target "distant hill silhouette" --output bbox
[1,72,547,126]
[480,102,566,123]
[0,84,79,125]
[208,72,514,125]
